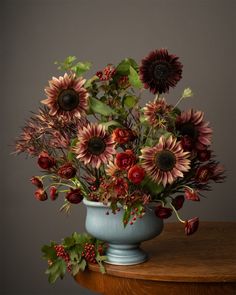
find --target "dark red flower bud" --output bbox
[171,195,185,210]
[49,186,58,201]
[115,150,136,170]
[30,176,43,188]
[195,166,211,183]
[34,188,48,201]
[66,188,83,204]
[181,136,194,151]
[128,165,145,185]
[37,151,55,170]
[155,205,172,219]
[112,128,132,144]
[185,217,199,235]
[197,150,211,162]
[184,188,200,201]
[57,163,76,179]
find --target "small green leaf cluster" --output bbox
[42,232,107,284]
[55,56,92,76]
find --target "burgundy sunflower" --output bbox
[41,73,88,119]
[140,49,183,94]
[74,124,116,169]
[140,136,190,187]
[143,97,172,128]
[176,109,212,151]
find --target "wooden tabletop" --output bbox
[75,222,236,295]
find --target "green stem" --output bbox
[173,96,184,109]
[169,203,185,223]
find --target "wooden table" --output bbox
[75,222,236,295]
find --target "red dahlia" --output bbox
[128,165,145,185]
[140,49,183,94]
[115,150,136,170]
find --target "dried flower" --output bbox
[171,195,185,210]
[155,205,173,219]
[30,176,43,188]
[38,151,55,170]
[35,188,48,201]
[184,188,200,201]
[57,163,76,179]
[49,186,58,201]
[185,217,199,235]
[66,188,83,204]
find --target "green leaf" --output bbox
[78,259,87,272]
[41,244,57,260]
[116,58,139,75]
[69,249,79,262]
[96,253,107,274]
[155,129,172,140]
[100,120,122,130]
[71,264,80,276]
[141,176,164,196]
[46,260,66,284]
[89,97,117,116]
[63,236,75,248]
[128,66,142,89]
[72,61,92,76]
[72,232,81,244]
[123,207,131,227]
[123,95,138,108]
[85,75,99,88]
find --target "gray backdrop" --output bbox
[1,0,235,294]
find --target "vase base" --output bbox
[105,243,148,265]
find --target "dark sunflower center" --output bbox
[58,89,79,111]
[153,62,170,80]
[87,137,106,156]
[155,150,176,171]
[178,122,198,140]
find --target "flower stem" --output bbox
[169,203,185,223]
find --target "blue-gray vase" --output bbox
[83,199,163,265]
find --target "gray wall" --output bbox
[1,0,235,294]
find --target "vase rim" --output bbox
[83,198,159,209]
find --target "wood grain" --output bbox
[75,222,236,295]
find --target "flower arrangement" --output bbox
[15,49,225,236]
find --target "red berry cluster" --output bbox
[127,208,146,225]
[81,243,97,264]
[96,65,116,81]
[54,245,71,272]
